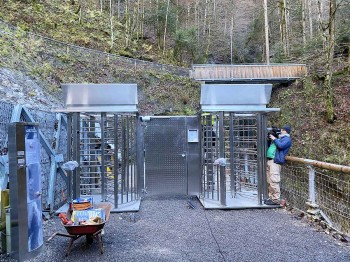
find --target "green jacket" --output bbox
[267,143,277,158]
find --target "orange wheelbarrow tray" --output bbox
[48,202,112,256]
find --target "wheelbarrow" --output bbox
[48,202,112,256]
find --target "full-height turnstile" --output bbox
[57,84,140,212]
[199,84,280,209]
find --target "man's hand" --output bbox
[269,134,276,140]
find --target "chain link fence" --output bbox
[281,159,350,235]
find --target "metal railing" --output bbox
[281,156,350,235]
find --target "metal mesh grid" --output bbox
[281,164,309,210]
[230,115,258,199]
[315,170,350,234]
[281,163,350,235]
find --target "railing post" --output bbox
[306,165,319,215]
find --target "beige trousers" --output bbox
[266,159,281,201]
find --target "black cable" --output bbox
[203,209,227,262]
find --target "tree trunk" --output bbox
[308,0,313,39]
[264,0,270,64]
[278,0,289,57]
[284,0,290,56]
[302,0,307,46]
[230,15,234,64]
[141,0,145,37]
[117,0,120,20]
[317,0,327,48]
[204,0,212,60]
[125,0,130,47]
[163,0,170,55]
[325,0,336,123]
[109,0,114,51]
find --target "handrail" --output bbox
[286,156,350,174]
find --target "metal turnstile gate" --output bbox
[200,112,268,208]
[66,113,139,212]
[142,116,201,196]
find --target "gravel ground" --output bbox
[2,195,350,262]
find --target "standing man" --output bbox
[265,125,292,205]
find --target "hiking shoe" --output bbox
[264,199,279,205]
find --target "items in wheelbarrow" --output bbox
[58,213,73,225]
[72,208,106,225]
[72,197,93,210]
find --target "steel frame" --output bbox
[200,112,269,209]
[66,112,139,212]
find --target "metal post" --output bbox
[5,207,11,254]
[101,113,106,201]
[219,112,226,206]
[306,165,319,215]
[72,112,80,199]
[136,114,144,196]
[261,113,268,201]
[47,113,62,211]
[67,113,72,202]
[121,116,125,203]
[126,115,130,202]
[308,165,316,204]
[114,114,119,209]
[229,113,236,197]
[256,113,265,205]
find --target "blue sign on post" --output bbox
[25,125,43,252]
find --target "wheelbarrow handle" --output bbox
[48,232,76,241]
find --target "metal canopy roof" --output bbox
[57,83,138,113]
[200,84,280,112]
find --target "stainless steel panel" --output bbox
[186,117,201,195]
[144,117,187,195]
[9,123,43,261]
[200,84,280,112]
[61,84,138,112]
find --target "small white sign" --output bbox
[188,129,199,143]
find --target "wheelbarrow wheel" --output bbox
[86,235,94,245]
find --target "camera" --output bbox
[267,126,281,145]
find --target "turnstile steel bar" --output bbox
[114,114,119,209]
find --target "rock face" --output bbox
[0,68,63,111]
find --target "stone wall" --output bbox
[0,101,67,210]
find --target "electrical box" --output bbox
[8,122,43,261]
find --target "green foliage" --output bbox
[174,27,197,64]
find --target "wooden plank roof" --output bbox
[190,64,307,82]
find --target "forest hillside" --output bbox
[0,0,349,165]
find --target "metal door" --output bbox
[143,117,188,195]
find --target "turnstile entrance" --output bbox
[200,112,267,208]
[65,113,139,212]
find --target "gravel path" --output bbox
[2,195,350,262]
